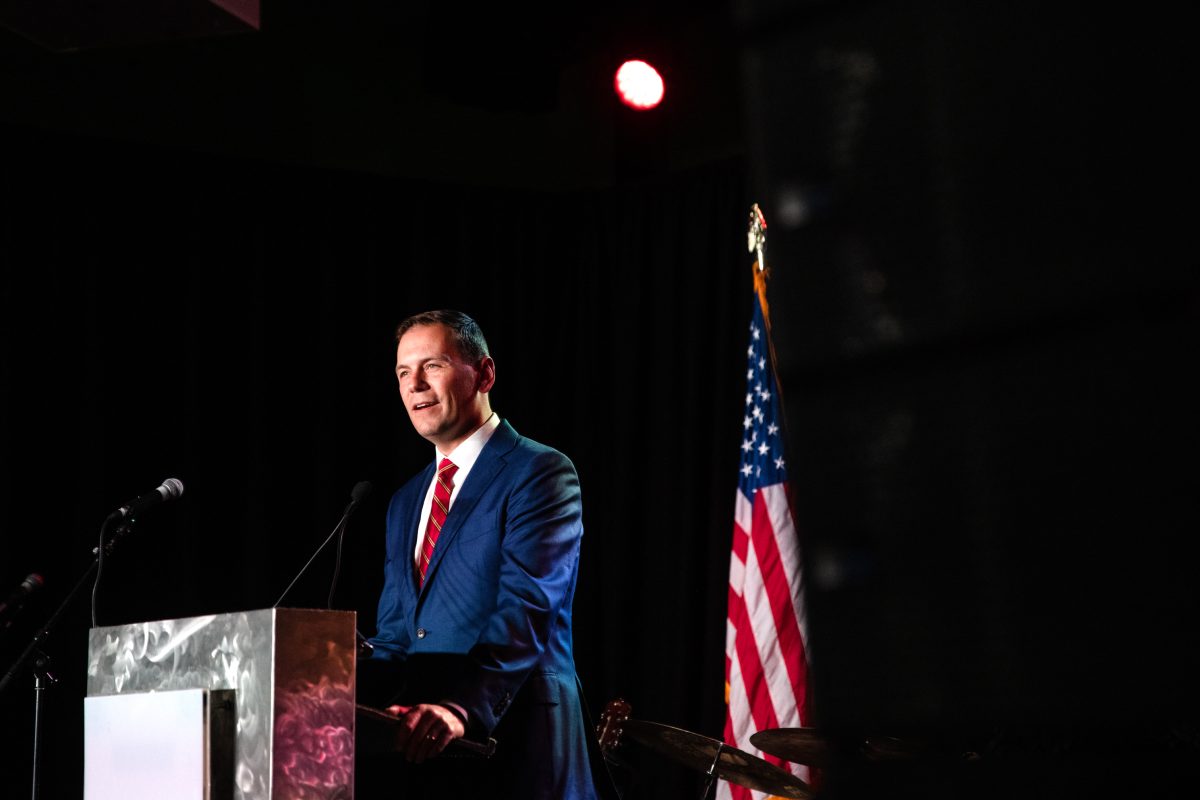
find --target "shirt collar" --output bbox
[436,412,500,473]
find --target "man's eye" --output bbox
[397,370,409,378]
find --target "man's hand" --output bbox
[385,703,467,763]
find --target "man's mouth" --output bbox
[412,401,438,411]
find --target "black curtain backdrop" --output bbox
[0,122,750,799]
[2,6,1198,798]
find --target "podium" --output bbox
[85,608,356,800]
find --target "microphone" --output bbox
[347,480,373,511]
[111,478,185,521]
[272,481,373,609]
[0,573,45,628]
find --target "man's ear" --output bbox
[477,357,496,394]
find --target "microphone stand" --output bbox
[2,560,92,800]
[0,515,130,800]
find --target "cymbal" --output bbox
[621,719,813,799]
[861,735,933,763]
[749,727,832,767]
[753,727,948,766]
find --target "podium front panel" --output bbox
[84,687,235,800]
[86,608,355,800]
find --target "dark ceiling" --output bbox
[0,1,747,189]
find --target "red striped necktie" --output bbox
[418,458,458,586]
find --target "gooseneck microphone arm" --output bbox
[91,478,186,627]
[273,481,372,609]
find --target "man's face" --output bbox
[395,324,494,452]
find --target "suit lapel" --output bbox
[420,421,520,593]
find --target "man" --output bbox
[358,310,600,799]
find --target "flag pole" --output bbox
[747,203,787,423]
[722,203,815,799]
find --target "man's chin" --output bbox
[415,421,451,443]
[406,411,438,430]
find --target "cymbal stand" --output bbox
[700,741,725,799]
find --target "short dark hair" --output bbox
[395,310,490,363]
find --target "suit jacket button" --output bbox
[416,628,426,639]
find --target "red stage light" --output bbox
[614,60,664,110]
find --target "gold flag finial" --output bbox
[748,203,771,325]
[748,202,767,273]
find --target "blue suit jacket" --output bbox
[367,420,598,798]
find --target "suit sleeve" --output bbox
[450,448,583,733]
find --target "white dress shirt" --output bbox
[412,412,501,565]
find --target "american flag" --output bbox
[720,292,813,798]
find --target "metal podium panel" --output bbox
[86,608,355,800]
